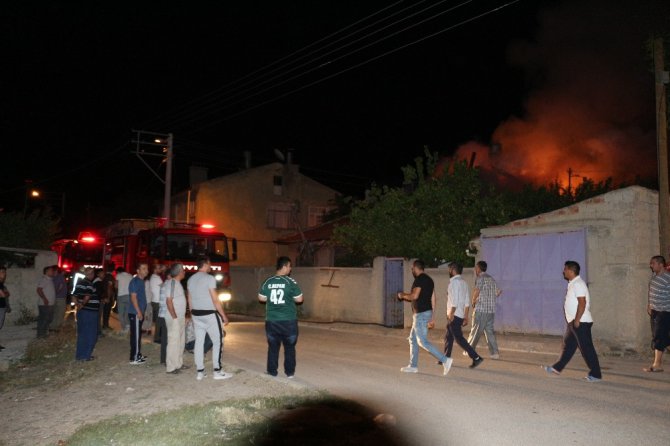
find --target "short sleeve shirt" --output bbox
[474,273,499,313]
[447,275,470,319]
[411,273,434,314]
[116,272,132,296]
[187,272,216,311]
[564,275,593,323]
[37,275,56,305]
[128,276,147,314]
[162,278,187,318]
[649,271,670,312]
[259,275,303,321]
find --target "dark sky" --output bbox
[2,0,667,233]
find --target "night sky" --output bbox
[2,0,667,235]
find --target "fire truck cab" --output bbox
[103,219,237,302]
[51,232,105,275]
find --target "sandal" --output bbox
[643,366,664,373]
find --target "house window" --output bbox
[267,202,295,229]
[308,206,335,227]
[273,175,283,196]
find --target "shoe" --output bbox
[442,358,453,375]
[266,371,278,377]
[180,365,190,370]
[129,358,146,365]
[643,366,664,373]
[490,353,500,360]
[470,357,484,369]
[436,360,442,365]
[166,369,180,374]
[584,375,602,382]
[287,375,295,379]
[196,370,207,380]
[139,354,148,361]
[213,370,233,380]
[542,365,560,376]
[86,356,95,361]
[400,366,418,373]
[462,351,468,356]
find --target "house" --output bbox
[470,185,659,352]
[170,161,340,267]
[274,217,349,267]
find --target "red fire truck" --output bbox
[102,219,237,302]
[51,232,105,274]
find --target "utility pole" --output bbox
[654,38,670,257]
[131,130,174,226]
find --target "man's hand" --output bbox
[221,313,229,326]
[573,320,580,328]
[647,304,652,316]
[137,311,143,321]
[397,292,403,301]
[462,317,468,327]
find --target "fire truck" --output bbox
[51,232,105,274]
[102,219,237,302]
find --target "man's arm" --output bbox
[471,288,480,309]
[37,286,48,305]
[574,296,586,327]
[258,293,267,303]
[294,293,304,304]
[397,287,421,302]
[209,288,229,326]
[462,284,471,327]
[130,292,143,320]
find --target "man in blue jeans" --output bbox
[397,260,451,376]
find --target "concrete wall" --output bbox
[229,258,476,330]
[1,249,58,324]
[477,186,660,352]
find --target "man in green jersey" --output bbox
[258,256,304,378]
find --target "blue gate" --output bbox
[383,258,404,327]
[481,229,587,335]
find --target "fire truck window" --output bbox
[194,238,207,256]
[151,236,165,257]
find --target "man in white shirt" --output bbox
[443,262,483,373]
[165,263,188,374]
[36,266,56,338]
[544,261,602,382]
[115,267,133,332]
[149,264,165,343]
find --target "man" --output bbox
[149,264,165,343]
[93,269,106,338]
[36,266,56,338]
[258,256,304,378]
[128,263,149,364]
[101,267,116,330]
[164,263,188,374]
[396,260,451,375]
[73,268,99,361]
[444,262,483,372]
[464,261,502,359]
[115,267,132,332]
[51,266,67,331]
[187,257,231,380]
[543,261,602,382]
[644,255,670,372]
[0,266,12,350]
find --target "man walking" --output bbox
[444,262,483,372]
[543,260,602,381]
[187,257,231,380]
[396,260,451,375]
[128,263,149,364]
[644,255,670,372]
[258,256,304,378]
[464,261,502,359]
[36,266,56,338]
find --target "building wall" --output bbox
[477,186,660,352]
[171,163,339,267]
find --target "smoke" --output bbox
[454,0,665,189]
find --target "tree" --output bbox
[0,209,60,266]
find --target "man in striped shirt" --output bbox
[645,255,670,372]
[73,267,99,361]
[465,261,502,359]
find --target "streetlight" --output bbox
[29,189,66,218]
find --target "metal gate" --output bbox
[481,229,587,335]
[383,258,404,327]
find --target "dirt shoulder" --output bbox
[0,326,311,446]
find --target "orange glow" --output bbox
[201,223,215,229]
[78,231,97,243]
[31,190,40,197]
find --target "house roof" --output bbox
[274,217,349,245]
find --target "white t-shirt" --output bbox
[149,273,163,303]
[116,271,132,296]
[162,278,187,318]
[447,275,470,319]
[187,271,216,311]
[37,275,56,305]
[564,275,593,323]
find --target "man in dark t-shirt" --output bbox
[397,260,451,375]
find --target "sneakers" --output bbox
[490,353,500,360]
[462,351,468,356]
[213,369,233,380]
[400,366,418,373]
[584,375,602,382]
[196,370,207,380]
[129,357,146,365]
[470,357,484,369]
[442,358,453,375]
[287,375,295,379]
[180,365,190,370]
[166,369,180,374]
[542,365,560,376]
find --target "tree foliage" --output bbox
[334,150,619,267]
[0,210,60,250]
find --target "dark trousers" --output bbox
[158,317,167,364]
[102,299,114,328]
[650,310,670,351]
[75,309,98,360]
[552,321,602,379]
[37,305,54,338]
[152,302,162,342]
[265,320,298,376]
[128,313,144,361]
[444,316,479,359]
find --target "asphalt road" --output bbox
[222,319,670,446]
